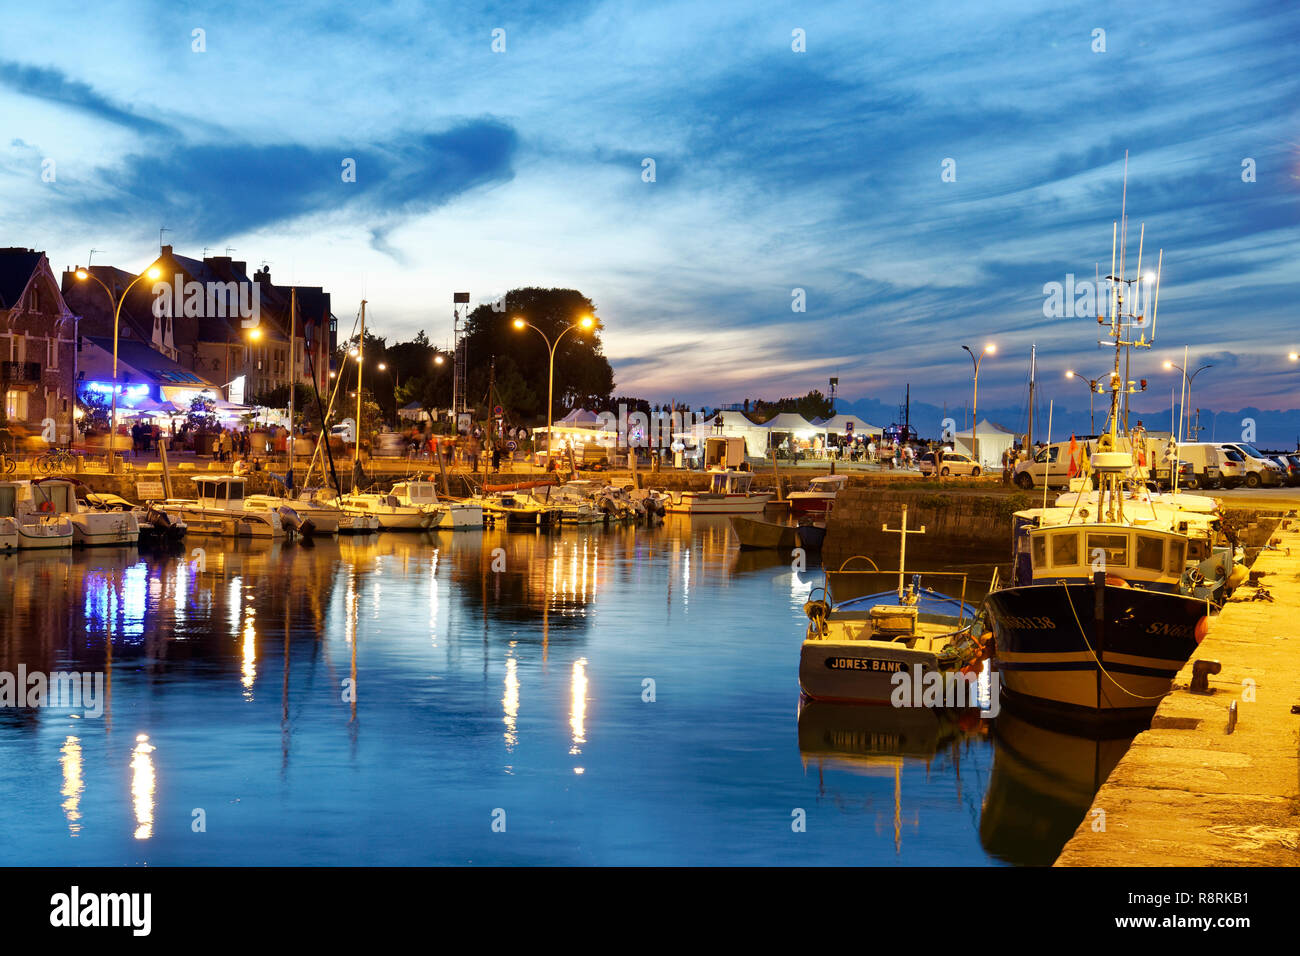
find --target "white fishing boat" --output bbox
[0,480,74,549]
[30,478,138,547]
[662,469,773,515]
[337,491,432,530]
[159,475,283,538]
[389,479,484,530]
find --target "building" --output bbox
[61,246,336,407]
[0,248,79,446]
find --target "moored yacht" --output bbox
[337,490,431,530]
[787,473,848,517]
[0,479,74,549]
[389,479,484,530]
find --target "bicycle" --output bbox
[35,446,78,476]
[0,453,14,476]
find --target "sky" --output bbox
[2,0,1298,435]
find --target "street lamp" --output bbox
[961,343,995,467]
[1163,360,1212,440]
[1065,370,1108,434]
[513,314,595,463]
[75,263,163,472]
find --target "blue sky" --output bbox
[2,0,1298,426]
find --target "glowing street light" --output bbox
[513,313,598,463]
[1065,369,1108,433]
[1163,359,1213,440]
[961,343,995,466]
[76,262,163,471]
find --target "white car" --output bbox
[919,450,982,477]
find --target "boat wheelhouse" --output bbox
[787,474,848,517]
[159,476,283,538]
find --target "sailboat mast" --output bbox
[355,300,366,471]
[288,286,296,490]
[1027,345,1036,448]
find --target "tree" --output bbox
[462,288,615,423]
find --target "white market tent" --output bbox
[953,419,1018,468]
[812,414,883,439]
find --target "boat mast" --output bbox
[1027,345,1036,449]
[288,286,296,492]
[353,300,366,488]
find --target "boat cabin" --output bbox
[1022,523,1188,590]
[806,475,848,491]
[1,479,76,516]
[707,470,755,495]
[192,476,249,510]
[392,481,440,506]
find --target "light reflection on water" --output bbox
[0,517,1121,865]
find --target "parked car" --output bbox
[919,450,982,477]
[1217,442,1285,488]
[1012,442,1076,489]
[1270,453,1300,486]
[1173,442,1224,490]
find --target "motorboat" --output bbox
[158,475,283,538]
[479,491,562,530]
[244,494,327,536]
[295,488,379,534]
[787,473,848,517]
[337,491,432,530]
[730,515,798,550]
[799,506,991,704]
[0,480,74,549]
[662,469,773,515]
[389,479,484,530]
[83,491,186,546]
[31,478,139,547]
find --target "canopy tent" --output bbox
[812,413,883,439]
[558,408,604,426]
[952,418,1018,468]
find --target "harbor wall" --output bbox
[1055,515,1299,866]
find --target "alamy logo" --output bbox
[153,273,261,328]
[1043,273,1154,319]
[49,886,151,936]
[890,665,999,717]
[0,667,104,717]
[597,403,709,449]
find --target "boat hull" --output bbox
[71,513,140,547]
[427,504,484,530]
[15,519,74,549]
[730,516,797,550]
[985,581,1205,719]
[159,506,282,538]
[787,494,834,517]
[664,492,773,515]
[798,641,941,704]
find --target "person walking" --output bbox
[491,441,502,474]
[1001,446,1013,485]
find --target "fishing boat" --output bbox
[799,507,991,704]
[31,478,139,547]
[787,473,848,517]
[985,182,1223,721]
[337,490,432,530]
[389,479,484,530]
[158,475,283,538]
[662,469,773,515]
[84,492,187,546]
[730,515,798,550]
[0,480,74,549]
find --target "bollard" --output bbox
[1190,659,1222,694]
[1226,700,1238,734]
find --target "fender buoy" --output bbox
[1194,616,1210,644]
[1104,574,1130,588]
[39,500,54,513]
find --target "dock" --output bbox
[1055,514,1300,866]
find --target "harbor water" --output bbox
[0,517,1131,865]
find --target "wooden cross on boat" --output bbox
[882,505,926,600]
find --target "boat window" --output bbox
[1050,531,1079,567]
[1086,532,1128,568]
[1135,534,1165,571]
[0,487,14,517]
[51,485,72,512]
[1166,538,1187,574]
[1031,533,1047,569]
[710,474,725,493]
[226,482,243,502]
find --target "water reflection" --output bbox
[131,733,156,840]
[60,735,83,836]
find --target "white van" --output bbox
[1217,442,1285,488]
[1175,443,1225,490]
[1012,441,1077,490]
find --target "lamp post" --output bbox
[1065,370,1108,434]
[961,343,995,467]
[1162,360,1212,440]
[75,263,162,472]
[513,314,594,464]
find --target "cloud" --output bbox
[0,59,175,136]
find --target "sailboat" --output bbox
[985,166,1223,721]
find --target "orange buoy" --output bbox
[1104,574,1130,588]
[1194,616,1210,644]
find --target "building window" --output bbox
[4,390,28,421]
[47,338,58,370]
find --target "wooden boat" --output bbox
[662,469,773,515]
[0,480,74,549]
[799,506,991,704]
[730,515,797,550]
